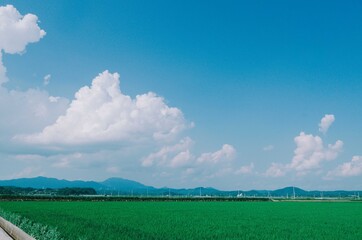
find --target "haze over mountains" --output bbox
[0,177,360,198]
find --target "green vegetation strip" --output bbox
[0,195,270,201]
[0,208,63,240]
[0,201,361,240]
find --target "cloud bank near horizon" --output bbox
[141,139,248,181]
[327,156,362,178]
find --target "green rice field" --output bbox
[0,201,361,240]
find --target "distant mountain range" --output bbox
[0,176,360,198]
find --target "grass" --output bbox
[0,208,64,240]
[0,201,361,239]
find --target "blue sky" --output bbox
[0,1,362,190]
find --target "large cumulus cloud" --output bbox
[16,71,189,146]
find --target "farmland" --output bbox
[0,201,361,240]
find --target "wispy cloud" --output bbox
[263,145,274,151]
[43,74,51,86]
[265,163,286,177]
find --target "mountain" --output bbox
[0,176,152,195]
[271,186,307,197]
[0,176,360,198]
[101,177,152,191]
[0,176,103,190]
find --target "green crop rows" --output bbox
[0,201,361,240]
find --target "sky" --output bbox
[0,1,362,190]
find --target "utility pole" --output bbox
[293,186,296,199]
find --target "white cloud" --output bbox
[142,137,194,167]
[51,153,83,169]
[327,156,362,178]
[263,145,274,151]
[0,87,69,142]
[197,144,236,164]
[0,52,6,83]
[0,4,254,188]
[169,150,193,168]
[235,163,254,175]
[265,114,342,178]
[0,5,46,84]
[49,96,60,103]
[11,166,43,179]
[52,157,71,169]
[265,131,343,178]
[290,132,343,171]
[265,163,286,177]
[143,139,245,184]
[13,154,45,161]
[0,5,65,148]
[43,74,51,86]
[194,144,239,180]
[16,71,189,146]
[143,138,241,173]
[319,114,335,134]
[106,166,120,174]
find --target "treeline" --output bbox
[0,195,272,202]
[0,186,96,196]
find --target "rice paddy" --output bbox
[0,201,361,240]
